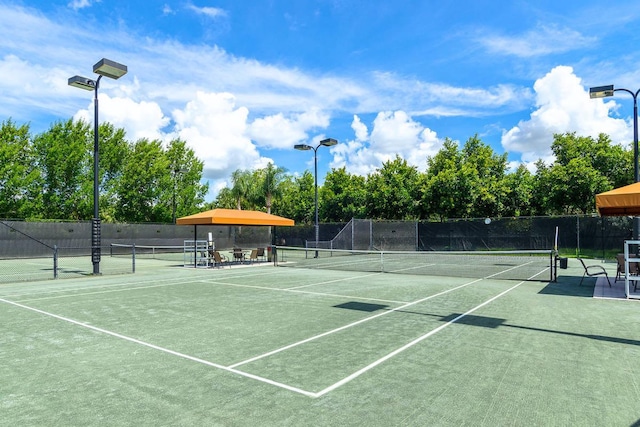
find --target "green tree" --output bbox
[115,138,169,222]
[503,164,535,217]
[213,187,237,209]
[534,133,624,215]
[420,138,475,220]
[420,135,509,220]
[320,167,366,222]
[536,157,610,214]
[462,135,509,218]
[32,119,92,220]
[230,169,253,210]
[552,132,632,189]
[365,156,421,220]
[164,139,209,222]
[257,163,287,214]
[0,119,39,218]
[97,123,130,222]
[274,172,314,223]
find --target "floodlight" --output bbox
[589,85,614,99]
[93,58,128,79]
[68,75,95,91]
[294,144,312,151]
[319,138,338,147]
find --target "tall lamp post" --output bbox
[294,138,338,257]
[590,84,640,243]
[69,58,128,274]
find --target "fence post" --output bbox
[53,245,58,279]
[576,216,580,257]
[132,243,136,273]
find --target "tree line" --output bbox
[214,133,632,222]
[0,119,208,222]
[0,118,632,224]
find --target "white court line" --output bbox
[201,279,408,305]
[0,296,317,398]
[4,266,284,301]
[14,279,206,303]
[227,277,485,369]
[7,275,211,301]
[313,276,533,397]
[285,271,383,290]
[228,263,546,370]
[2,264,550,399]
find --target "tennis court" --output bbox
[1,253,639,426]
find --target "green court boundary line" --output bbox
[0,264,550,399]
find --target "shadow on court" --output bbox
[334,301,640,347]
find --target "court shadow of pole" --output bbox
[333,301,640,347]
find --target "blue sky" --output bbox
[2,1,640,199]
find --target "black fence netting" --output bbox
[0,220,272,283]
[275,216,631,258]
[0,216,632,283]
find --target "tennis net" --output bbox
[274,246,556,281]
[110,243,185,263]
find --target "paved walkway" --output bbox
[593,275,639,300]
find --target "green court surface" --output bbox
[1,258,639,426]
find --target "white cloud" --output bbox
[351,115,368,142]
[187,4,227,18]
[247,110,330,149]
[479,24,596,57]
[171,91,269,181]
[162,4,174,15]
[68,0,93,10]
[373,72,533,116]
[72,94,169,142]
[502,65,631,163]
[332,112,443,175]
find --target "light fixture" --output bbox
[589,85,614,99]
[93,58,128,79]
[319,138,338,147]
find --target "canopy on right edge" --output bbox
[596,182,640,216]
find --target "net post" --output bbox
[132,243,136,273]
[53,245,58,279]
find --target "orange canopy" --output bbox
[176,208,294,226]
[596,182,640,216]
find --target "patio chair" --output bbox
[578,258,611,287]
[615,254,639,291]
[256,247,266,261]
[232,248,245,263]
[248,249,258,263]
[212,251,229,268]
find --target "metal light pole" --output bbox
[69,59,128,274]
[590,85,640,243]
[294,138,338,257]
